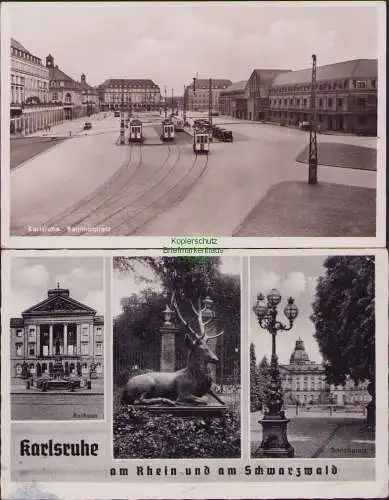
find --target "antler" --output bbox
[171,290,199,339]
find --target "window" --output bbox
[16,364,23,375]
[303,98,307,107]
[357,98,366,108]
[16,343,23,356]
[95,342,103,355]
[81,342,89,355]
[52,92,58,101]
[355,80,367,89]
[319,98,323,108]
[28,343,35,356]
[96,362,102,374]
[328,98,333,108]
[337,98,343,109]
[60,81,65,88]
[372,79,376,88]
[16,329,23,337]
[82,362,89,374]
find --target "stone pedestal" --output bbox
[255,414,294,458]
[160,324,177,372]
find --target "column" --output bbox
[160,319,177,372]
[36,325,41,358]
[49,325,53,356]
[76,324,81,356]
[64,324,68,355]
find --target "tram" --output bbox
[129,119,143,143]
[160,119,175,141]
[193,128,210,155]
[172,116,184,131]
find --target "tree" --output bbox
[310,256,375,386]
[257,355,271,408]
[250,343,261,411]
[113,257,240,385]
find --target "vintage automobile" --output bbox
[114,111,121,117]
[83,122,92,130]
[299,121,310,131]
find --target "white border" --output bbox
[2,249,388,499]
[1,1,386,249]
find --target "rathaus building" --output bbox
[10,285,104,381]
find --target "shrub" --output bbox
[113,406,240,459]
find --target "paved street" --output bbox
[250,410,375,458]
[10,112,377,236]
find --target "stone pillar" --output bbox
[160,308,177,372]
[49,325,53,355]
[76,324,81,356]
[36,325,40,358]
[64,324,68,355]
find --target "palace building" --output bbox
[279,338,370,406]
[10,285,104,381]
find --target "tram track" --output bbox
[28,144,142,235]
[108,153,209,235]
[77,144,182,233]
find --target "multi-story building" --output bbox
[219,81,248,118]
[79,73,100,116]
[269,59,377,135]
[46,54,86,120]
[246,69,291,121]
[97,79,161,111]
[10,285,104,383]
[279,338,370,406]
[10,39,64,135]
[184,78,232,112]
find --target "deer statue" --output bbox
[121,291,224,406]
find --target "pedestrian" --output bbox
[69,130,72,137]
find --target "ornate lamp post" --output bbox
[253,289,298,458]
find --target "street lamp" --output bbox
[253,290,298,458]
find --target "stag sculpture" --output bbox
[121,291,224,406]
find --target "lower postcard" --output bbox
[1,249,388,499]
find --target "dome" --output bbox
[289,337,310,365]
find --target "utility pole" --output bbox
[308,54,318,184]
[192,77,196,112]
[183,85,187,123]
[164,86,167,119]
[120,79,125,145]
[208,78,213,126]
[171,88,174,115]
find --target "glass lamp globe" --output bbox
[284,297,299,320]
[267,288,282,307]
[253,294,268,320]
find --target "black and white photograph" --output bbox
[112,256,241,459]
[9,256,105,420]
[2,1,384,242]
[250,255,375,464]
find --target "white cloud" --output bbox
[13,264,50,290]
[282,271,307,298]
[257,270,281,292]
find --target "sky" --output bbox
[6,2,380,91]
[113,256,241,317]
[250,255,329,365]
[10,257,104,316]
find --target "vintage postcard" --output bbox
[1,1,386,249]
[1,249,388,499]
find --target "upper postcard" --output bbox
[1,1,386,249]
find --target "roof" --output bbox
[10,317,24,328]
[49,66,76,84]
[252,69,291,81]
[99,78,159,89]
[220,80,247,95]
[22,288,97,316]
[192,79,232,89]
[11,38,31,54]
[272,59,378,86]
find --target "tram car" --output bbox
[172,116,184,131]
[160,119,175,141]
[193,128,210,155]
[129,119,143,143]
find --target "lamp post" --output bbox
[119,79,125,145]
[171,88,174,115]
[253,289,299,458]
[164,86,167,119]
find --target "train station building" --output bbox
[10,285,104,383]
[219,59,378,136]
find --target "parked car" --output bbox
[221,130,233,142]
[114,111,120,117]
[299,121,310,131]
[83,122,92,130]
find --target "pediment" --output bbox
[22,295,96,316]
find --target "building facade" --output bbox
[10,286,104,381]
[185,78,232,112]
[269,59,377,134]
[98,79,161,111]
[10,39,64,135]
[219,81,248,118]
[279,338,370,406]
